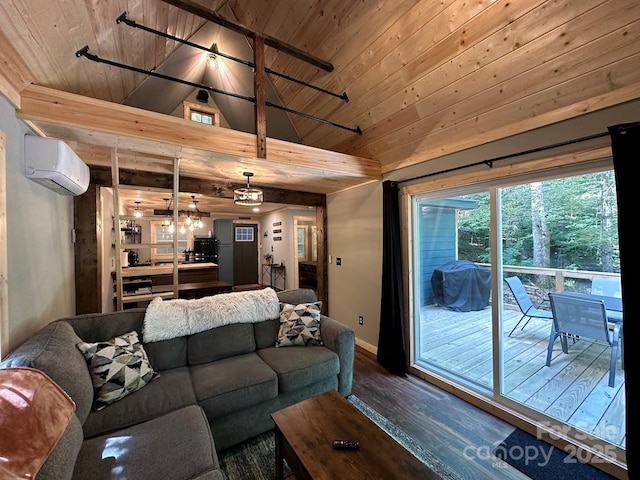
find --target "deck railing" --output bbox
[477,263,621,293]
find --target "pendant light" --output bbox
[162,198,172,226]
[133,201,143,218]
[190,196,204,229]
[234,172,263,206]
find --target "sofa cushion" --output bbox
[73,405,220,480]
[254,318,280,349]
[277,288,317,305]
[257,346,340,393]
[63,309,146,343]
[37,414,84,480]
[188,323,256,365]
[82,366,197,439]
[77,331,159,411]
[276,302,323,347]
[192,353,277,418]
[0,321,94,424]
[144,336,188,371]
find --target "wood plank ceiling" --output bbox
[1,0,639,210]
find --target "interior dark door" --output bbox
[233,224,258,285]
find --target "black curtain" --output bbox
[608,123,637,477]
[377,180,408,374]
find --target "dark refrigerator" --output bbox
[214,219,234,285]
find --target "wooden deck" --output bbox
[417,304,626,448]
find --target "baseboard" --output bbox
[355,337,377,355]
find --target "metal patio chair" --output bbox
[504,276,553,337]
[547,292,623,387]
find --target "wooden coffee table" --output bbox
[271,389,442,479]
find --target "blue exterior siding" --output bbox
[415,197,479,306]
[418,206,457,305]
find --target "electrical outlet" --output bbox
[336,257,342,265]
[358,315,363,325]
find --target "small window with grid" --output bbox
[235,226,254,242]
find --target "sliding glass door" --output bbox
[411,166,625,454]
[413,190,494,391]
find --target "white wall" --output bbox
[0,95,75,356]
[327,183,383,349]
[260,208,315,291]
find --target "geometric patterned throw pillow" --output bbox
[77,331,159,411]
[275,302,323,347]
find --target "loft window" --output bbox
[182,101,220,127]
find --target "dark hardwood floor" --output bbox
[352,346,532,479]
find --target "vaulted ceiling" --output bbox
[1,0,639,212]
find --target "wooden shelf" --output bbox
[121,292,175,303]
[121,242,173,249]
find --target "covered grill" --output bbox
[431,260,491,312]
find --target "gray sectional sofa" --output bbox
[0,288,355,480]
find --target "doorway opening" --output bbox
[292,216,317,293]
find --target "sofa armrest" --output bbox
[319,315,355,396]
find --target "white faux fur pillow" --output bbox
[142,287,280,342]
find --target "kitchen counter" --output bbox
[122,262,218,277]
[114,262,227,305]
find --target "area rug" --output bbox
[218,395,462,480]
[493,428,616,480]
[218,431,291,480]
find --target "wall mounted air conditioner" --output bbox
[24,135,90,196]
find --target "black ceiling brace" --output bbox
[116,12,349,102]
[266,102,361,135]
[75,46,362,135]
[75,45,253,102]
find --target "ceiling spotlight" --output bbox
[196,89,209,103]
[234,172,263,206]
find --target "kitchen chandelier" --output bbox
[160,195,204,232]
[234,172,263,206]
[186,195,204,230]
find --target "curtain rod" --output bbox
[399,131,613,185]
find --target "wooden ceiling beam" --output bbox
[154,209,211,217]
[90,166,326,207]
[160,0,334,72]
[254,35,267,159]
[17,84,381,182]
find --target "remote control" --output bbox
[333,439,359,450]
